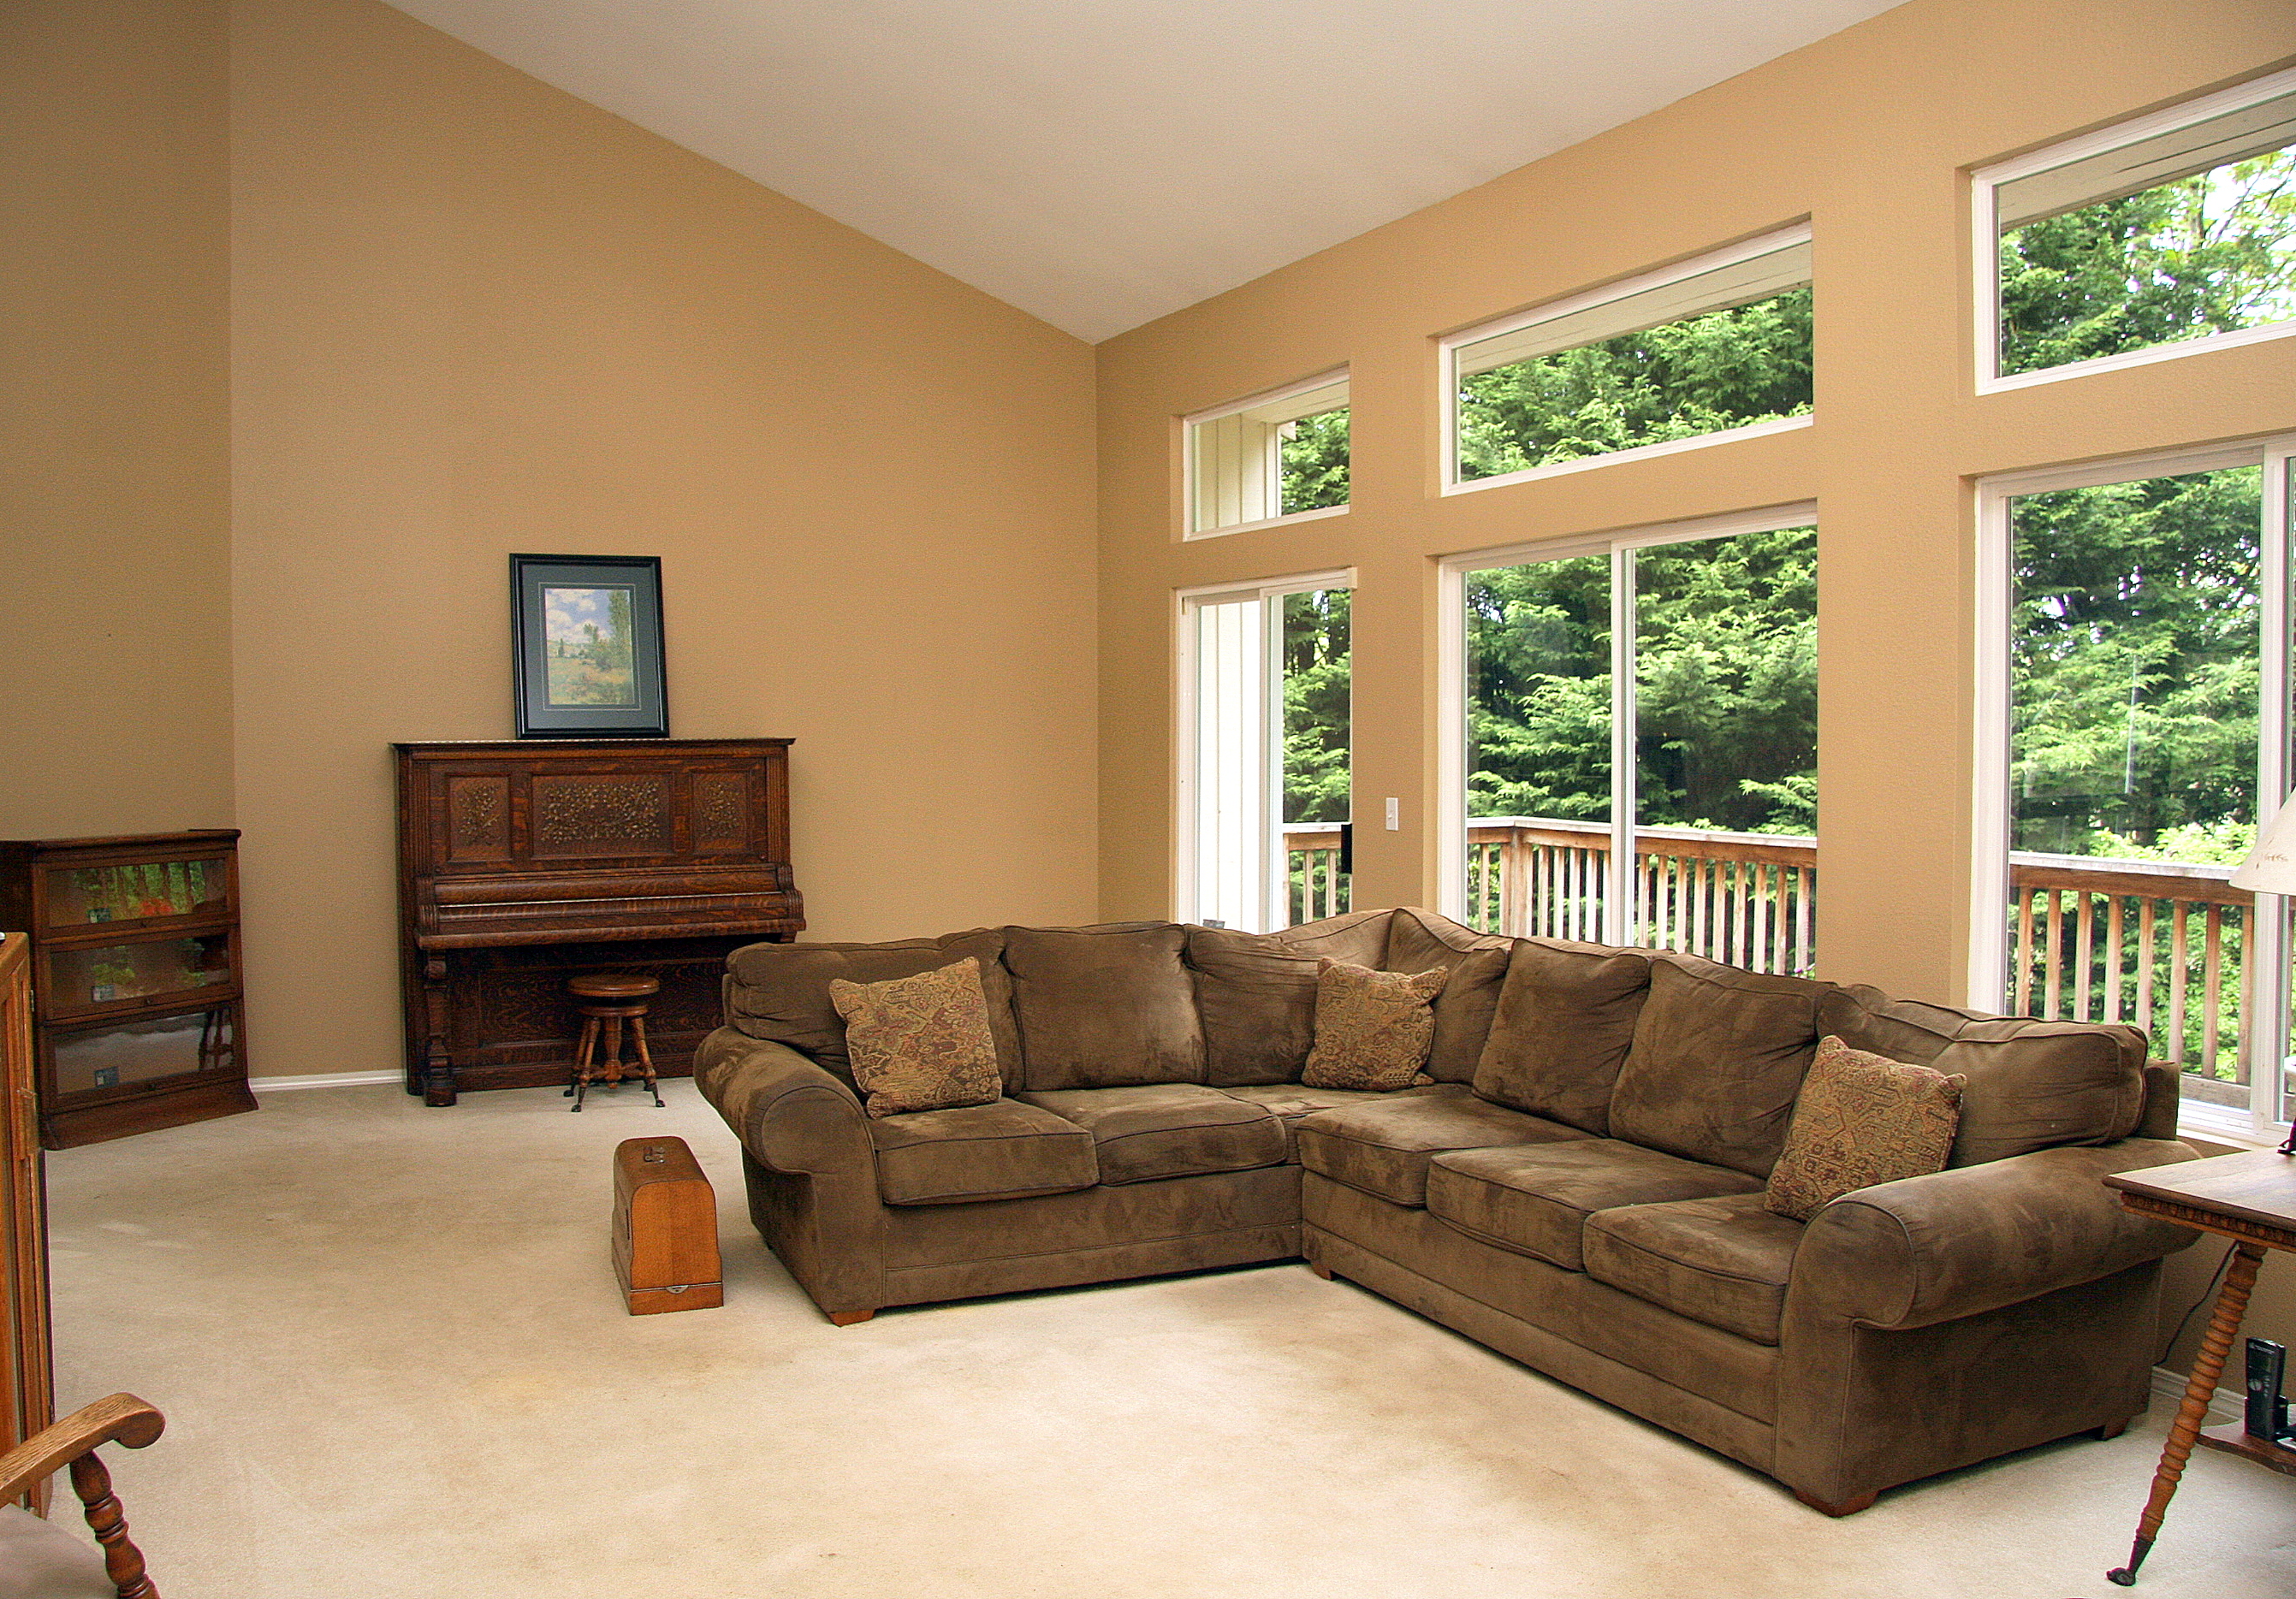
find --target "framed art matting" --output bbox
[511,554,668,737]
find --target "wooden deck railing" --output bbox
[1466,817,1818,974]
[1284,823,1350,925]
[2008,852,2251,1102]
[1458,816,2259,1096]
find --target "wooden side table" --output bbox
[2103,1150,2296,1584]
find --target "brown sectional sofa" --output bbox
[695,907,2200,1514]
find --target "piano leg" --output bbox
[420,958,458,1107]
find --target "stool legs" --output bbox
[629,1014,662,1107]
[567,1016,602,1110]
[567,1004,663,1111]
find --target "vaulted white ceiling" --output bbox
[385,1,1903,342]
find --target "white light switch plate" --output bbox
[1385,797,1400,831]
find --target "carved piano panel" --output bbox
[395,740,801,1105]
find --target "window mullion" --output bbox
[1608,546,1637,949]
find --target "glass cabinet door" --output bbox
[50,1010,235,1093]
[44,935,233,1013]
[41,857,228,929]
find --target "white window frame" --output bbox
[1182,370,1350,541]
[1972,435,2296,1144]
[1439,224,1814,497]
[1175,567,1356,929]
[1973,65,2296,395]
[1436,501,1819,937]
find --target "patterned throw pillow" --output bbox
[1764,1035,1966,1221]
[1302,961,1448,1092]
[828,957,1003,1119]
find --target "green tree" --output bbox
[2001,149,2296,375]
[1457,287,1812,480]
[1282,589,1350,823]
[2009,466,2264,854]
[1279,408,1350,515]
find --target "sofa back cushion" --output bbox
[1003,923,1207,1090]
[1381,907,1513,1083]
[1185,926,1321,1086]
[724,928,1022,1090]
[1471,939,1653,1134]
[1608,954,1824,1178]
[1268,908,1393,968]
[1818,984,2147,1166]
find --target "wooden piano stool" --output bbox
[566,972,662,1111]
[612,1136,722,1315]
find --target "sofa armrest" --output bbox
[692,1028,873,1177]
[1787,1138,2203,1332]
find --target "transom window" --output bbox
[1975,66,2296,391]
[1442,225,1812,492]
[1184,372,1350,539]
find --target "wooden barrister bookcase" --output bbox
[0,832,253,1149]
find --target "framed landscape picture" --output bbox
[510,554,668,737]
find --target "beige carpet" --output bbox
[38,1081,2294,1598]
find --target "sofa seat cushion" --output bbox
[1213,1081,1456,1158]
[1426,1140,1765,1270]
[1294,1087,1586,1207]
[869,1099,1098,1205]
[1017,1085,1288,1185]
[1581,1193,1805,1345]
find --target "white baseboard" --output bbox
[249,1070,402,1093]
[2151,1363,2244,1427]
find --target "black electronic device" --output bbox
[2244,1336,2291,1442]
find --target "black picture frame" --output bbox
[510,554,668,738]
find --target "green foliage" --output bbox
[1279,408,1350,515]
[1465,555,1612,820]
[2010,467,2263,854]
[2001,149,2296,376]
[1457,287,1812,479]
[1283,589,1350,823]
[1462,533,1818,832]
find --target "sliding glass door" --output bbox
[1979,439,2296,1133]
[1182,576,1353,932]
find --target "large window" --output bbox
[1976,439,2296,1138]
[1442,226,1812,491]
[1184,372,1350,539]
[1441,506,1818,970]
[1180,574,1353,930]
[1975,67,2296,391]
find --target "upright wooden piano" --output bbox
[395,740,803,1106]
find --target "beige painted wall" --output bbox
[1097,0,2296,1365]
[222,0,1097,1084]
[0,2,234,836]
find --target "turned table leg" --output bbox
[2108,1241,2265,1586]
